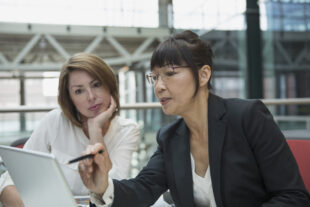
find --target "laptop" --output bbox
[0,145,81,207]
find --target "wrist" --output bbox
[89,178,114,206]
[93,181,108,196]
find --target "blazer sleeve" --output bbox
[111,130,168,207]
[242,100,310,207]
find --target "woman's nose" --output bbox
[154,76,166,94]
[87,89,96,101]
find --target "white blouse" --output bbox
[191,154,217,207]
[6,109,140,196]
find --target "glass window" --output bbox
[0,0,158,27]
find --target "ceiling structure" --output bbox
[0,22,309,79]
[0,22,171,75]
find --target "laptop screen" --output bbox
[0,145,78,207]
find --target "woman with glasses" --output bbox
[78,31,310,207]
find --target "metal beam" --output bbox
[0,23,308,76]
[294,46,308,65]
[105,52,153,66]
[0,52,8,64]
[84,35,104,53]
[214,58,245,68]
[19,74,26,131]
[4,56,309,72]
[132,37,155,57]
[265,64,310,71]
[45,34,70,59]
[211,39,226,53]
[262,35,273,57]
[0,63,62,71]
[230,40,246,62]
[246,0,263,99]
[0,22,171,37]
[0,53,154,72]
[106,36,130,58]
[158,0,173,28]
[13,34,41,65]
[275,40,293,64]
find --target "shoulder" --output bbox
[208,93,273,137]
[43,108,63,120]
[221,95,262,111]
[215,95,267,120]
[208,93,266,122]
[112,116,139,129]
[219,96,274,138]
[38,108,72,128]
[226,97,268,118]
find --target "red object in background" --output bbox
[10,137,28,149]
[287,139,310,193]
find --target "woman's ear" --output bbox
[199,65,211,87]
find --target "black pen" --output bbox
[67,149,104,164]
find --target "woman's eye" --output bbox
[166,71,176,76]
[74,89,83,95]
[93,82,102,88]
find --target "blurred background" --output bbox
[0,0,309,176]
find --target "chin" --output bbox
[86,111,98,118]
[162,108,176,116]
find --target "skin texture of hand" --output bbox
[0,185,24,207]
[87,96,117,144]
[78,143,112,196]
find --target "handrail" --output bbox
[262,98,310,105]
[0,103,162,113]
[0,98,310,113]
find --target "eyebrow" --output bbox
[70,79,98,89]
[70,85,83,89]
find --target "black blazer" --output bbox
[111,94,310,207]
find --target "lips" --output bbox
[159,98,171,105]
[88,104,102,111]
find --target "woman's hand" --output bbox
[78,143,112,196]
[0,185,24,207]
[88,96,117,144]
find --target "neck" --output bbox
[182,90,209,141]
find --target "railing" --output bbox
[0,98,309,175]
[262,98,310,105]
[1,97,310,113]
[0,98,309,146]
[0,103,161,113]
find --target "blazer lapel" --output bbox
[168,94,227,207]
[170,120,195,207]
[208,94,227,207]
